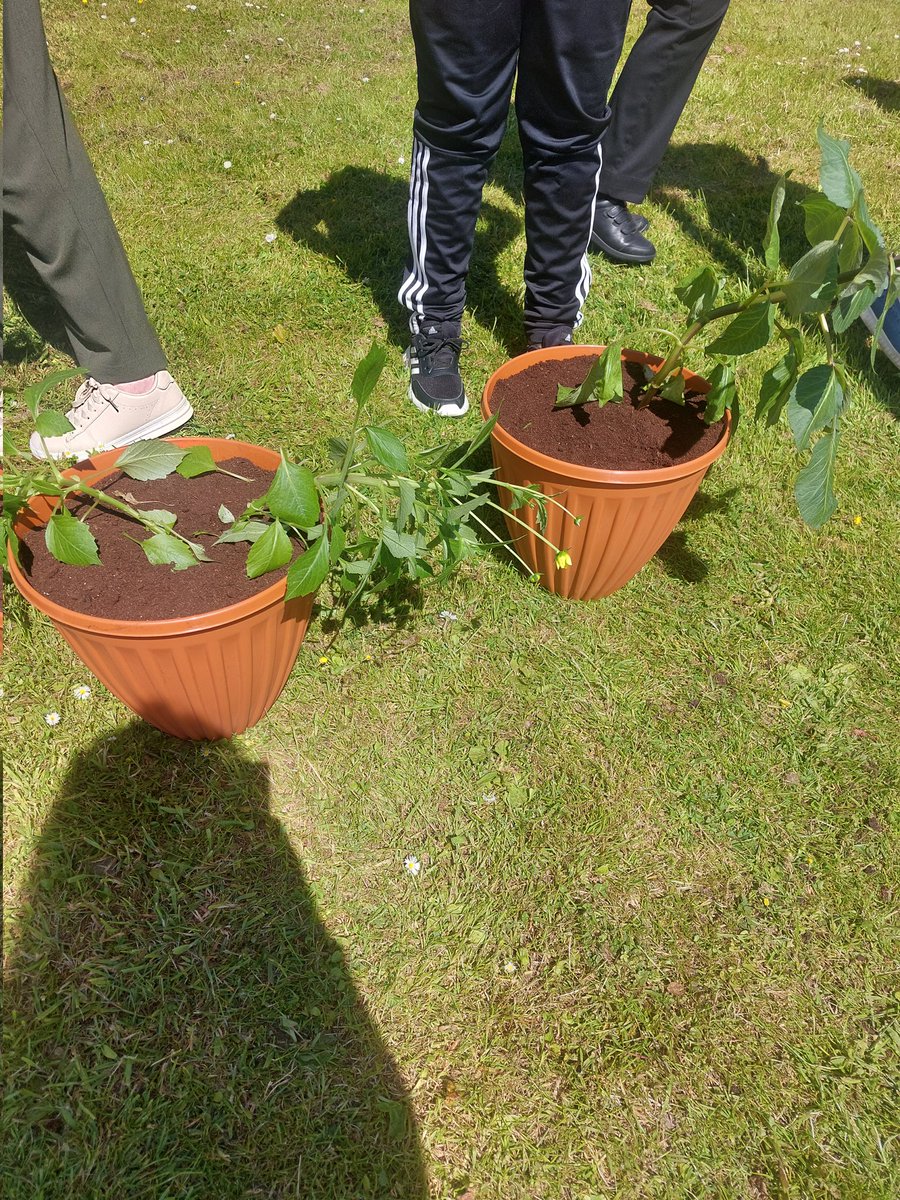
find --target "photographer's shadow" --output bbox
[4,723,427,1198]
[277,164,523,354]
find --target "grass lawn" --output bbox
[3,1,899,1197]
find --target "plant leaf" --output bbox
[285,531,330,598]
[175,445,218,478]
[795,425,840,528]
[381,526,418,560]
[800,194,862,273]
[35,411,75,438]
[854,190,886,256]
[832,281,876,334]
[397,479,417,528]
[245,517,293,578]
[350,342,387,407]
[218,504,235,524]
[214,519,270,545]
[676,266,721,321]
[756,333,803,426]
[141,509,178,529]
[264,454,319,527]
[45,509,101,566]
[781,241,840,317]
[706,302,775,355]
[817,123,861,210]
[660,373,686,405]
[764,175,787,272]
[703,364,736,424]
[329,524,347,565]
[116,439,188,481]
[22,368,82,421]
[141,531,203,570]
[555,344,623,408]
[365,426,409,473]
[787,365,843,452]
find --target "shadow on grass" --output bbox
[651,141,816,277]
[843,74,900,115]
[654,486,740,584]
[276,164,523,355]
[3,723,427,1199]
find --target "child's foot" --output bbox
[405,320,469,417]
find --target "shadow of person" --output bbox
[4,723,427,1199]
[844,74,900,115]
[651,141,816,277]
[276,164,524,355]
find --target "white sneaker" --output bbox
[29,372,194,459]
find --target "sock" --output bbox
[114,374,157,395]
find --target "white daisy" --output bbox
[73,685,92,701]
[403,855,421,877]
[44,712,62,727]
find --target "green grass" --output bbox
[3,2,899,1197]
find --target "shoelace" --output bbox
[67,378,119,427]
[416,333,467,374]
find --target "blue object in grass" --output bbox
[860,285,900,371]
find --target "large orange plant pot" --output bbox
[482,346,731,600]
[7,439,314,740]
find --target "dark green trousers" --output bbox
[2,0,165,382]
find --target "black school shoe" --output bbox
[591,198,656,264]
[405,320,469,417]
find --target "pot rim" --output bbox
[7,437,299,638]
[481,345,731,485]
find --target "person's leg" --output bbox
[3,0,192,456]
[516,0,632,343]
[400,0,520,329]
[600,0,731,204]
[2,0,166,384]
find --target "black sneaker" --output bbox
[525,325,574,353]
[405,321,469,417]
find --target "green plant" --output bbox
[2,347,571,607]
[555,125,898,528]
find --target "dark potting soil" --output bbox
[489,358,726,470]
[19,458,296,621]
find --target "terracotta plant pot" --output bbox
[481,346,731,600]
[7,439,314,740]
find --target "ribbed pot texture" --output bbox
[7,439,314,740]
[482,347,732,601]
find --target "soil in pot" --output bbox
[18,458,296,621]
[488,357,726,470]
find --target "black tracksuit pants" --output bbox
[2,0,166,382]
[600,0,731,204]
[399,0,631,342]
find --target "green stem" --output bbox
[468,510,541,579]
[345,483,382,516]
[485,500,562,554]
